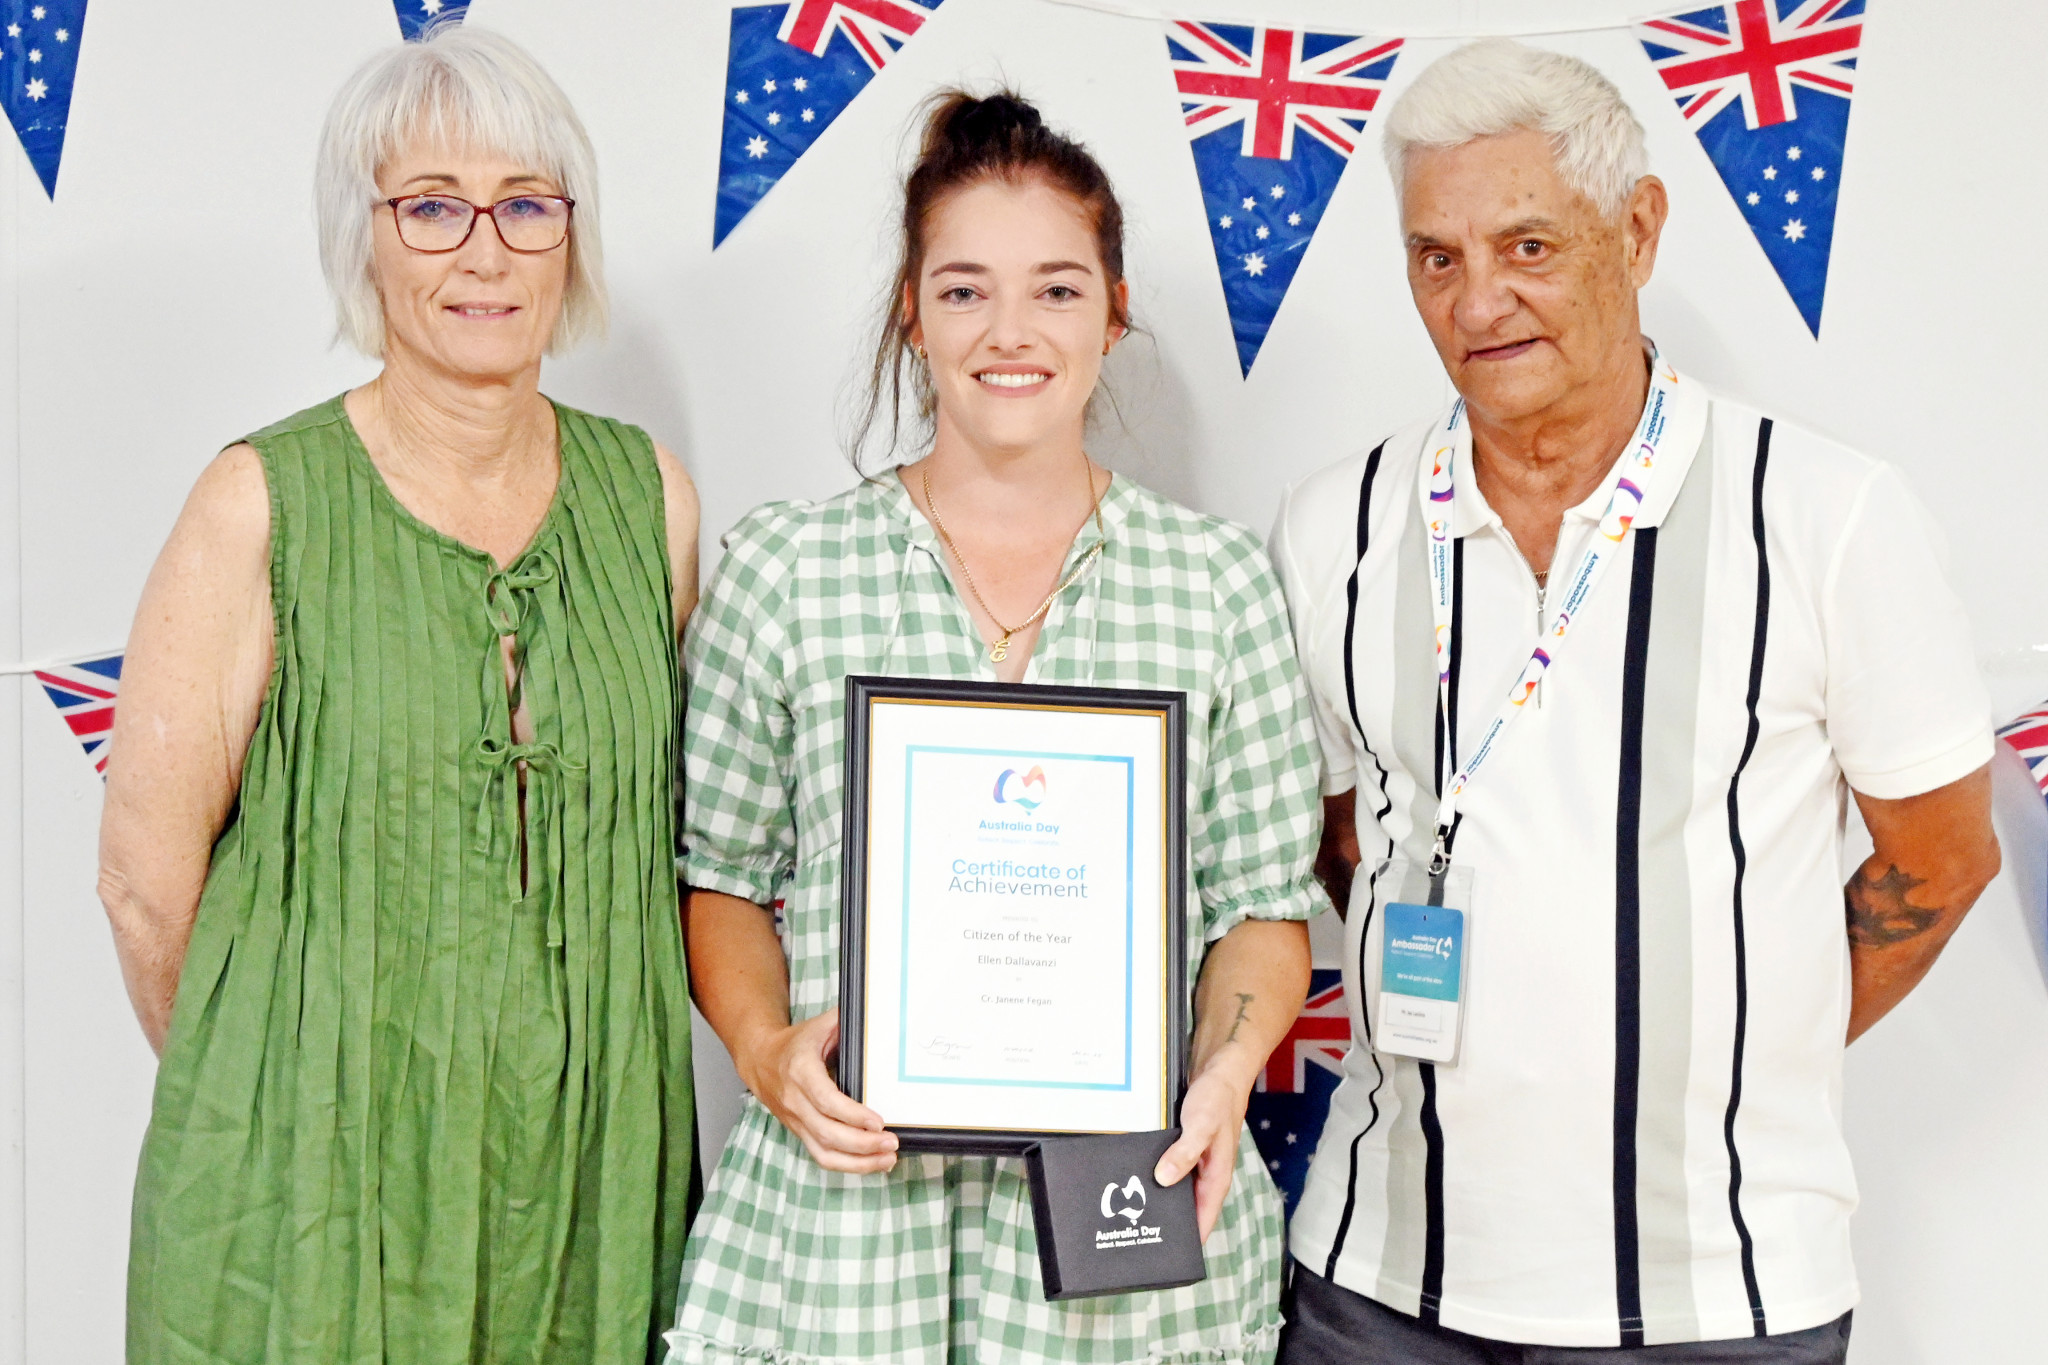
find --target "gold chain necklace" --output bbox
[921,459,1108,664]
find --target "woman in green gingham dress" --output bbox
[670,92,1325,1365]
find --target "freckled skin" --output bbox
[1400,128,1670,570]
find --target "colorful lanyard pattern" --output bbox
[1419,355,1684,872]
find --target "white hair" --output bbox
[314,23,606,358]
[1382,39,1648,217]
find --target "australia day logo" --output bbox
[993,764,1049,813]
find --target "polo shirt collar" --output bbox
[1444,348,1709,539]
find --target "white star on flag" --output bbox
[801,108,814,122]
[26,49,38,63]
[736,90,749,104]
[745,136,768,159]
[1787,146,1802,160]
[1218,215,1233,228]
[1746,191,1760,205]
[6,24,18,37]
[1288,212,1301,226]
[30,5,44,19]
[1256,225,1269,239]
[1811,167,1826,180]
[793,77,808,92]
[1763,166,1777,180]
[1270,185,1285,198]
[1240,196,1255,211]
[764,79,777,92]
[1783,219,1806,242]
[24,77,45,100]
[767,111,781,125]
[423,0,443,13]
[54,28,67,41]
[1785,189,1799,203]
[1244,252,1267,276]
[1284,1132,1297,1145]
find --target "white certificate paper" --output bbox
[858,694,1172,1136]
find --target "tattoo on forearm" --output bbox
[1845,864,1943,947]
[1224,992,1254,1044]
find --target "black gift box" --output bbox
[1024,1129,1208,1301]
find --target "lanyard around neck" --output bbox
[1419,356,1683,873]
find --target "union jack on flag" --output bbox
[714,0,945,246]
[1248,969,1349,1213]
[1997,703,2048,803]
[777,0,931,69]
[1164,21,1402,375]
[1635,1,1866,335]
[32,651,122,778]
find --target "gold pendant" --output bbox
[990,637,1010,663]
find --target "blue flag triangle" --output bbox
[715,0,944,248]
[394,0,469,43]
[1635,0,1866,336]
[0,0,87,197]
[1164,22,1402,376]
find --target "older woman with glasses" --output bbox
[103,27,699,1364]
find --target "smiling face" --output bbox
[371,141,570,382]
[909,177,1127,459]
[1401,127,1666,427]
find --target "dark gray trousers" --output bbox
[1277,1263,1852,1365]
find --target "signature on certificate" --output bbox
[923,1036,970,1062]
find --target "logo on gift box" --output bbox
[1100,1175,1147,1226]
[993,764,1048,812]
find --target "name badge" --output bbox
[1369,860,1472,1065]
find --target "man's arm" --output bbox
[1314,790,1360,919]
[1845,763,1999,1043]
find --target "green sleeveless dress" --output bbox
[127,396,695,1365]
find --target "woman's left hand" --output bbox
[1148,917,1314,1244]
[1153,1060,1258,1242]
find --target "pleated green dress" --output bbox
[128,395,696,1365]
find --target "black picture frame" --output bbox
[837,674,1189,1156]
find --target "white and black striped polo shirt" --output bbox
[1270,369,1991,1348]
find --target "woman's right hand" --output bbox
[735,1006,899,1175]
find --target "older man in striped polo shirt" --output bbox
[1270,38,1998,1364]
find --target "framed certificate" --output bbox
[838,676,1189,1154]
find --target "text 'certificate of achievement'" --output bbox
[839,678,1188,1153]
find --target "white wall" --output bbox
[0,1,2041,1360]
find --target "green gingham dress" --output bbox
[670,472,1325,1365]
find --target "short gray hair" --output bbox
[314,24,606,358]
[1382,39,1648,217]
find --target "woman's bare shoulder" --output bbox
[179,442,272,559]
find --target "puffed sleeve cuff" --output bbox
[1841,725,1995,801]
[678,850,788,908]
[1204,875,1327,943]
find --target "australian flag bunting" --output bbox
[1997,704,2048,807]
[394,0,468,43]
[716,0,944,247]
[1247,969,1348,1215]
[1165,22,1401,376]
[1,0,87,197]
[33,650,121,778]
[1635,0,1864,336]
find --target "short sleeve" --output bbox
[1823,464,1993,798]
[679,506,804,903]
[1192,527,1332,941]
[1270,483,1357,797]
